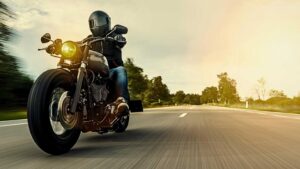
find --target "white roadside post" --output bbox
[246,101,249,109]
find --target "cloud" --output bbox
[3,0,49,30]
[27,8,48,16]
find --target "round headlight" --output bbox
[61,41,77,58]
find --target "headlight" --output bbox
[61,41,77,58]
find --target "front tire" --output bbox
[27,69,80,155]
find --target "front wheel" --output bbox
[27,69,80,155]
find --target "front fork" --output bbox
[70,64,86,113]
[70,44,90,113]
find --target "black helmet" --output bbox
[89,11,111,37]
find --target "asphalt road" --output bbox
[1,105,300,169]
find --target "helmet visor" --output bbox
[89,16,110,28]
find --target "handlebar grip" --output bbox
[38,47,47,51]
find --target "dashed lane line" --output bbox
[0,122,27,128]
[179,113,188,118]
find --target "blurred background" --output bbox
[1,0,300,120]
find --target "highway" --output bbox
[1,106,300,169]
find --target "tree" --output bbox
[144,76,170,105]
[124,58,148,100]
[183,94,201,105]
[217,72,239,104]
[201,86,218,104]
[269,89,286,98]
[267,89,289,105]
[172,90,185,105]
[0,2,33,107]
[254,78,266,100]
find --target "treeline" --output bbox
[246,85,300,113]
[199,72,300,112]
[125,58,201,107]
[125,59,243,107]
[0,2,33,108]
[200,72,240,104]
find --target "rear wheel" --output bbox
[27,69,80,155]
[113,115,129,133]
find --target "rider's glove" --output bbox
[114,34,126,48]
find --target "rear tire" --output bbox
[113,115,129,133]
[27,69,80,155]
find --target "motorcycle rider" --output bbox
[88,10,130,115]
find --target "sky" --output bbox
[3,0,300,99]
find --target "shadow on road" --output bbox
[62,127,167,158]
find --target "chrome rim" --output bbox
[49,88,67,135]
[119,115,129,126]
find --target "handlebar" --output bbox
[80,36,114,45]
[38,47,48,51]
[38,32,117,59]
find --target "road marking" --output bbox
[0,123,27,128]
[256,112,266,115]
[179,113,188,118]
[271,114,300,120]
[244,110,300,120]
[272,115,288,118]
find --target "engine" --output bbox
[90,76,109,103]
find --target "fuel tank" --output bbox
[87,50,109,77]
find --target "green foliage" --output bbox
[173,90,185,104]
[144,76,171,105]
[269,89,286,98]
[124,58,148,100]
[266,97,291,106]
[125,58,172,106]
[183,94,201,105]
[125,57,205,106]
[292,97,300,105]
[239,92,300,113]
[0,109,26,120]
[263,90,290,106]
[0,2,33,107]
[201,86,218,103]
[217,72,239,104]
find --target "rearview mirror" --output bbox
[41,33,51,43]
[113,25,128,34]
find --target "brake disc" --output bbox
[58,91,79,130]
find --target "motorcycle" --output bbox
[27,25,133,155]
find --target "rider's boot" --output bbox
[113,97,129,117]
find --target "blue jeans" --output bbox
[109,66,130,103]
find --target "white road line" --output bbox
[179,113,188,118]
[272,115,289,118]
[256,112,266,115]
[244,110,300,120]
[271,114,300,120]
[0,123,27,128]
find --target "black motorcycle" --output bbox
[27,25,135,155]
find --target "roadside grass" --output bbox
[0,108,27,121]
[210,103,300,114]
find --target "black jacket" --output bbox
[90,33,126,69]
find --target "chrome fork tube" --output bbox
[70,63,86,113]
